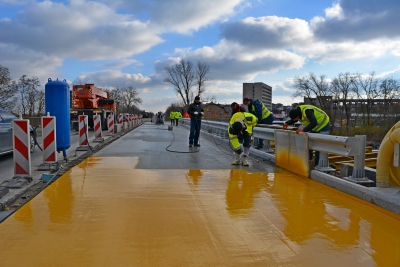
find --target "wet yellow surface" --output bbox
[1,157,400,266]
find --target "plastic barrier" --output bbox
[79,115,89,147]
[93,114,104,142]
[118,114,123,130]
[12,120,32,177]
[41,116,57,163]
[107,115,114,135]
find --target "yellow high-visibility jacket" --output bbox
[299,104,329,132]
[175,112,182,119]
[228,112,257,151]
[170,111,175,120]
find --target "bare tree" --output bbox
[104,86,142,113]
[353,72,379,126]
[17,75,42,116]
[164,59,211,106]
[379,78,400,123]
[292,72,332,110]
[0,65,18,110]
[331,73,357,134]
[195,61,211,97]
[122,86,143,113]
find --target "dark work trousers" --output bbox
[189,119,202,145]
[238,132,251,148]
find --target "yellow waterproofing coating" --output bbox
[1,157,400,266]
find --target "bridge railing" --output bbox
[180,118,367,180]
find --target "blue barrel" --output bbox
[45,78,71,158]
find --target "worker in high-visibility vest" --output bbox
[243,98,275,149]
[228,109,257,166]
[283,104,330,167]
[175,110,182,126]
[169,110,175,125]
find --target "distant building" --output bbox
[243,82,272,110]
[271,103,292,120]
[203,102,231,121]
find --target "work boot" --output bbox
[231,152,240,165]
[242,147,250,166]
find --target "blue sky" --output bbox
[1,0,400,113]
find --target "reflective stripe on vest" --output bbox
[299,105,329,132]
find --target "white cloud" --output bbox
[97,0,244,34]
[325,3,344,19]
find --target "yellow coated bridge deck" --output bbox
[1,123,400,266]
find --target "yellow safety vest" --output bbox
[175,112,182,119]
[250,100,271,120]
[170,111,175,119]
[299,104,329,132]
[228,112,258,150]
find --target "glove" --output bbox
[201,112,204,115]
[296,129,305,134]
[194,111,198,115]
[282,123,289,129]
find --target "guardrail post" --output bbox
[350,135,366,179]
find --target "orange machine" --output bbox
[70,84,116,130]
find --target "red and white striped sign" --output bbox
[12,120,31,176]
[107,114,114,134]
[93,114,103,139]
[41,116,57,163]
[79,115,89,146]
[118,113,123,129]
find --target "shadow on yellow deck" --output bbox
[1,156,400,266]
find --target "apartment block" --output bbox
[243,82,272,109]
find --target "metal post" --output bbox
[351,135,366,179]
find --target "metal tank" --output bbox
[45,78,71,159]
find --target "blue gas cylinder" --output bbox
[45,78,71,157]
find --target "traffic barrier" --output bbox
[41,116,57,163]
[93,114,104,142]
[128,114,132,128]
[107,114,114,135]
[78,115,89,147]
[118,113,123,130]
[12,119,31,177]
[123,113,128,130]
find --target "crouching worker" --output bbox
[228,110,258,166]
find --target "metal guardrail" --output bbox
[180,118,367,179]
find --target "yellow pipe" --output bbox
[376,121,400,187]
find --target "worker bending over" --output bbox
[228,108,258,166]
[243,98,274,149]
[283,104,330,167]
